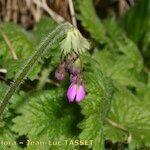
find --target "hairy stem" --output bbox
[0,22,71,117]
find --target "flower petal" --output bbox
[67,83,77,102]
[76,85,85,102]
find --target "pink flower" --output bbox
[67,83,85,102]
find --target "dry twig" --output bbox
[119,0,130,16]
[5,0,12,21]
[33,0,65,24]
[0,69,7,74]
[0,29,18,60]
[68,0,77,27]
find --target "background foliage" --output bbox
[0,0,150,150]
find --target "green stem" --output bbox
[105,117,132,144]
[0,22,71,117]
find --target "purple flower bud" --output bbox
[69,58,81,75]
[55,69,65,80]
[70,74,77,83]
[67,83,85,102]
[70,67,81,75]
[55,62,66,80]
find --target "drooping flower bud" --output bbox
[70,74,77,83]
[55,62,66,80]
[56,26,88,102]
[70,58,81,75]
[64,52,78,71]
[55,69,65,80]
[67,83,85,102]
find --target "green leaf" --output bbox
[76,0,108,43]
[0,127,21,150]
[78,56,114,150]
[33,16,56,41]
[93,19,144,88]
[104,84,150,149]
[121,0,150,65]
[93,48,143,88]
[122,0,150,44]
[0,23,41,80]
[0,83,21,150]
[12,89,81,150]
[141,31,150,66]
[104,18,143,72]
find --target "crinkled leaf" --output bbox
[92,20,144,88]
[78,56,114,150]
[0,128,20,150]
[104,84,150,149]
[12,89,81,150]
[0,83,21,150]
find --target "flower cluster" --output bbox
[55,52,85,102]
[55,27,89,102]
